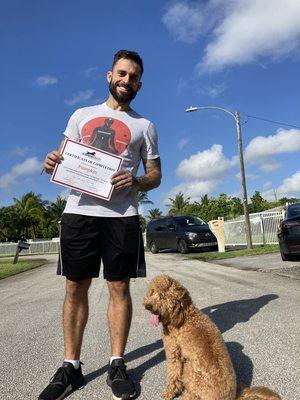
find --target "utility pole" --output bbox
[235,111,253,249]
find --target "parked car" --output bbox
[146,215,218,254]
[278,202,300,261]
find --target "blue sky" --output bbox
[1,0,300,216]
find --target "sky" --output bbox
[1,0,300,216]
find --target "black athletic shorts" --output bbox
[57,213,146,281]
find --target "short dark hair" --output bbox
[112,49,144,76]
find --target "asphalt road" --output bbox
[0,253,299,400]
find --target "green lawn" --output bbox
[0,259,47,279]
[186,244,280,262]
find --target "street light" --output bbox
[185,105,253,249]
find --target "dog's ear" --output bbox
[169,285,192,328]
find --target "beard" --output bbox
[109,81,138,104]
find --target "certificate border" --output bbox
[51,138,123,201]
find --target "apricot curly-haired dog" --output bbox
[144,275,281,400]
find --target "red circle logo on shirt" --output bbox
[81,117,131,155]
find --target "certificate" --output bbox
[51,138,123,200]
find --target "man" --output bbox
[39,49,161,400]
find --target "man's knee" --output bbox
[65,278,91,301]
[107,278,131,300]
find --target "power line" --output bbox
[245,114,300,130]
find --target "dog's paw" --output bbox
[162,383,183,400]
[161,389,176,400]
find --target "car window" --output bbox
[173,216,207,227]
[286,204,300,219]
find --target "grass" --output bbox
[186,244,280,262]
[0,258,47,280]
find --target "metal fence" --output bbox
[0,239,60,256]
[224,210,283,246]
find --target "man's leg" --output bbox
[106,278,136,399]
[106,278,132,357]
[64,278,92,359]
[38,278,91,400]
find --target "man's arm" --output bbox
[43,139,65,174]
[110,157,162,191]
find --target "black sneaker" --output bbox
[38,362,85,400]
[106,359,136,400]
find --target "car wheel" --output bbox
[280,246,291,261]
[178,239,189,254]
[150,241,159,254]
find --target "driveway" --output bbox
[0,252,298,399]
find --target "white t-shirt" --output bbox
[63,102,160,217]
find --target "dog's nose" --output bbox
[145,304,152,311]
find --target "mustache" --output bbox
[117,83,133,91]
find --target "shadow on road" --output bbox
[84,339,165,397]
[226,341,253,387]
[202,294,279,387]
[202,294,279,334]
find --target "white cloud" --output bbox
[83,67,98,78]
[36,75,58,86]
[244,128,300,171]
[263,181,272,190]
[177,144,235,181]
[166,180,218,203]
[64,90,95,106]
[200,0,300,72]
[236,172,259,182]
[245,128,300,161]
[259,160,281,173]
[162,2,205,43]
[278,171,300,196]
[163,1,300,72]
[263,171,300,199]
[0,157,42,190]
[205,82,227,98]
[177,138,190,150]
[11,146,30,157]
[166,144,236,202]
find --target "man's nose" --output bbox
[122,75,130,84]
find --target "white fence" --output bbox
[224,210,283,246]
[0,239,60,256]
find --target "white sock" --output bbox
[110,356,123,365]
[64,359,80,369]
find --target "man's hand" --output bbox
[110,170,138,190]
[110,158,161,192]
[43,150,63,174]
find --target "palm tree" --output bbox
[147,208,163,220]
[137,191,153,206]
[13,192,46,238]
[44,195,67,237]
[167,192,190,216]
[200,194,209,205]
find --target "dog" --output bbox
[144,275,281,400]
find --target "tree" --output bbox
[147,208,163,220]
[44,195,67,238]
[200,194,209,206]
[0,206,20,242]
[137,191,153,206]
[249,191,268,213]
[12,192,46,239]
[167,192,190,216]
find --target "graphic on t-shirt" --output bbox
[81,117,131,155]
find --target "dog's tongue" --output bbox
[150,313,159,327]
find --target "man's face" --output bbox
[107,58,142,104]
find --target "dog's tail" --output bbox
[236,386,281,400]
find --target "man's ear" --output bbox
[137,81,142,91]
[107,71,112,83]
